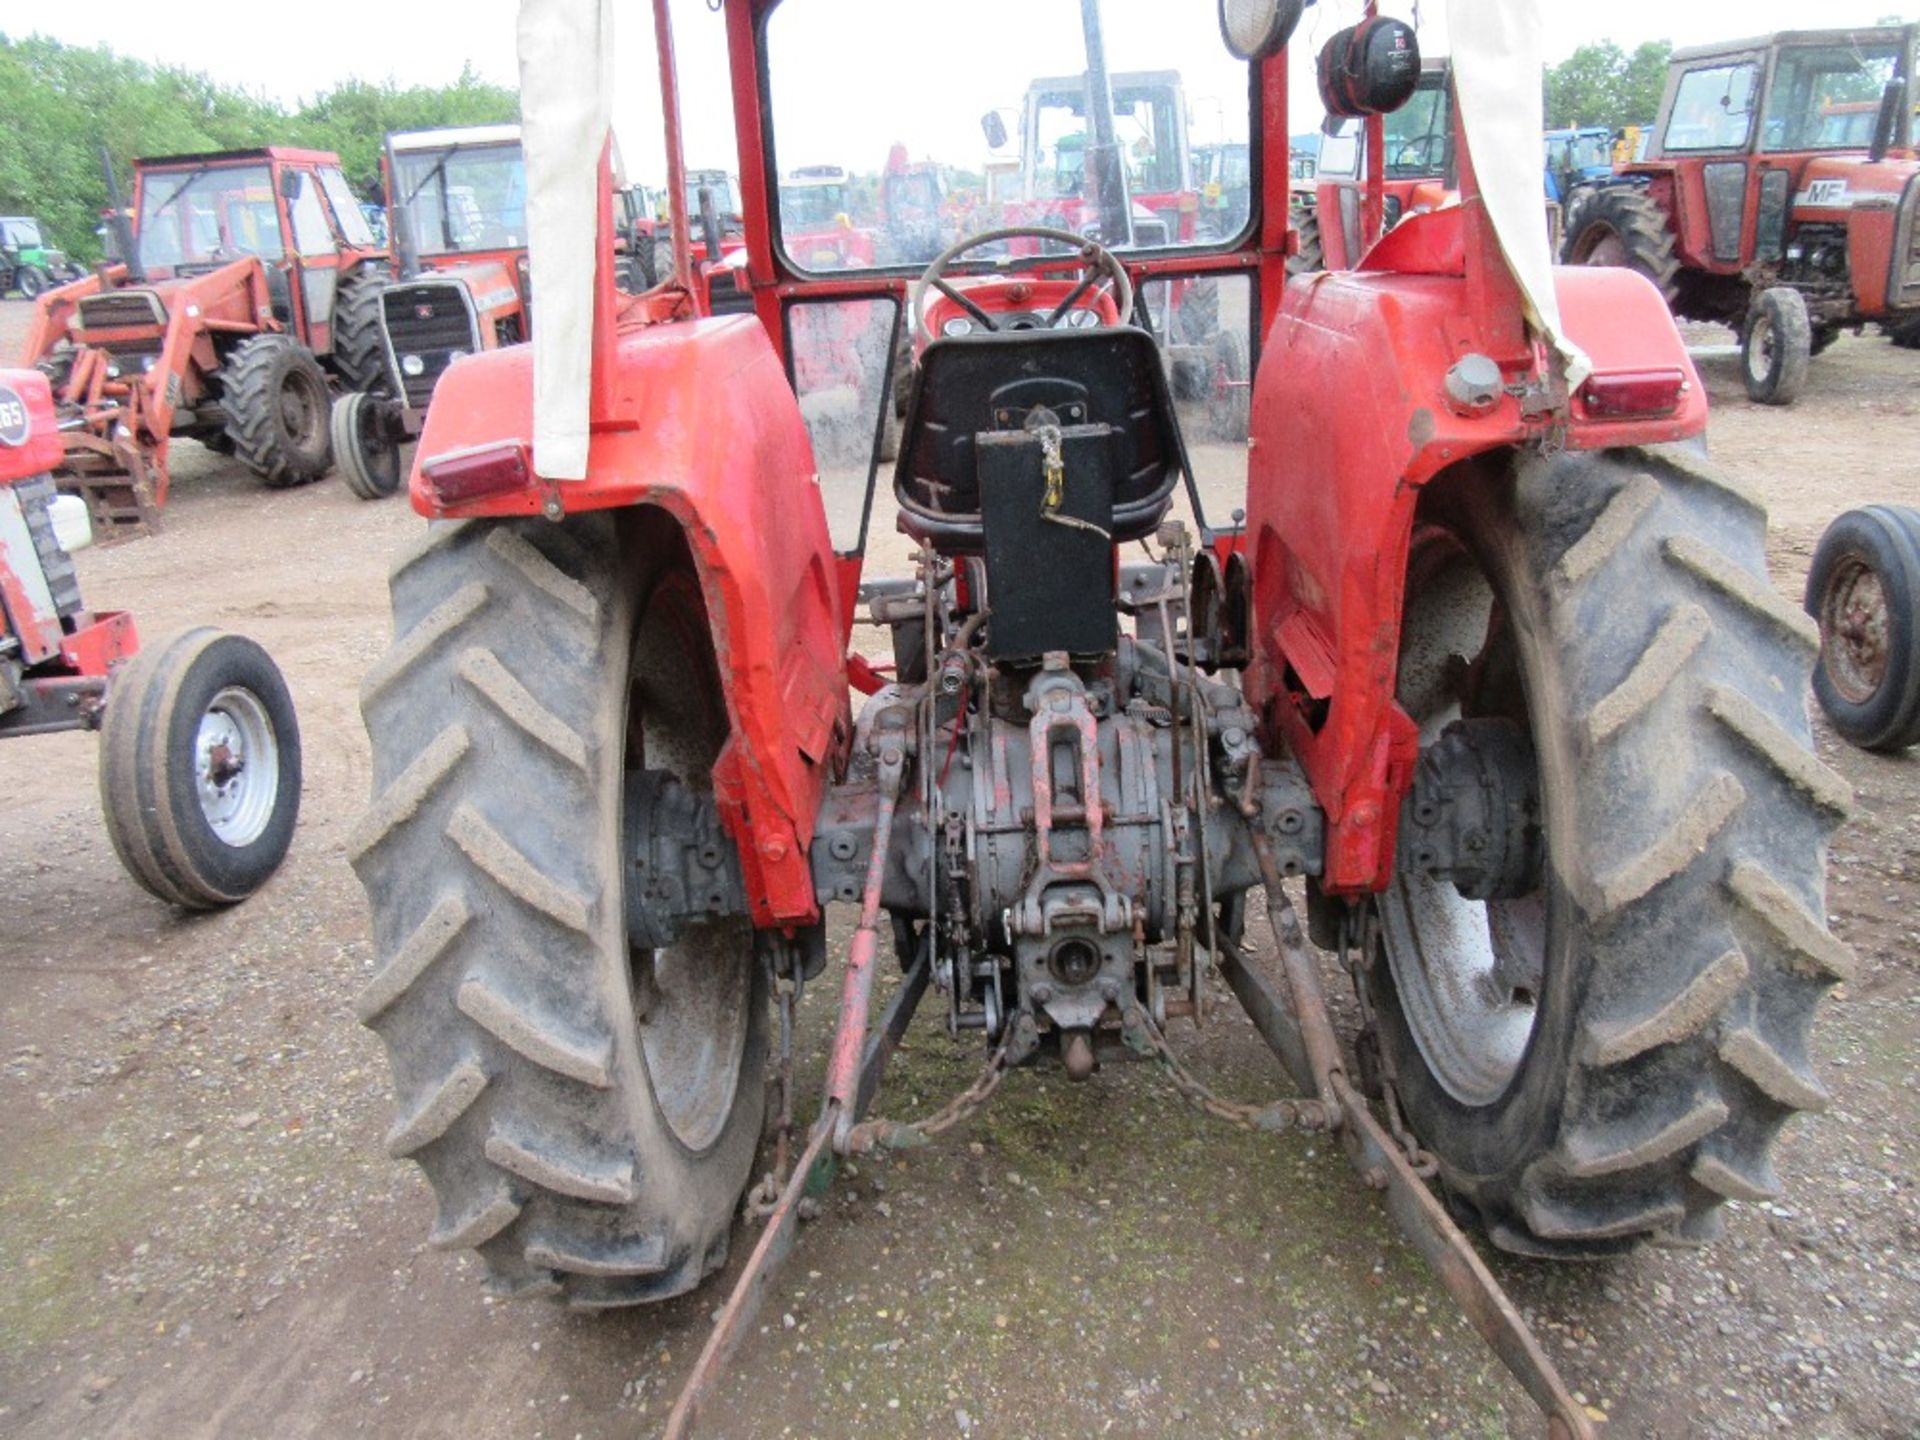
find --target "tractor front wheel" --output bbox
[222,335,333,487]
[16,266,48,299]
[1743,287,1812,406]
[1887,315,1920,350]
[331,391,405,500]
[1374,445,1850,1257]
[99,628,302,908]
[331,267,390,394]
[354,515,767,1307]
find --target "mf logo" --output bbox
[0,384,30,448]
[1800,179,1850,208]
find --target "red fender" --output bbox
[409,316,848,927]
[1247,245,1708,893]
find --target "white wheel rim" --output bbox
[194,686,280,847]
[1379,548,1543,1106]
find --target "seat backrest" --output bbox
[893,325,1185,552]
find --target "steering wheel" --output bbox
[909,225,1135,341]
[1390,134,1442,171]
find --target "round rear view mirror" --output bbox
[1219,0,1310,62]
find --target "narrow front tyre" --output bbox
[99,628,303,908]
[1743,287,1812,406]
[331,391,405,500]
[1806,504,1920,752]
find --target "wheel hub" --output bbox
[193,686,280,846]
[1820,558,1890,703]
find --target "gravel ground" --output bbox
[0,297,1915,1439]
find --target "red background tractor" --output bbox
[18,147,387,533]
[1565,24,1920,403]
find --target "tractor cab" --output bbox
[1306,58,1455,269]
[129,148,382,352]
[1566,24,1920,393]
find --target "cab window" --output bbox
[1665,64,1760,152]
[319,167,377,247]
[286,171,336,257]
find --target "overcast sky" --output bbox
[15,0,1919,184]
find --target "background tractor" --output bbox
[0,367,300,905]
[1564,24,1920,404]
[1,216,86,298]
[352,2,1849,1433]
[17,146,388,534]
[1296,56,1453,272]
[330,125,533,501]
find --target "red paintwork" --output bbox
[0,367,62,482]
[58,609,137,678]
[410,316,844,927]
[412,0,1707,925]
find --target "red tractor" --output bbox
[1564,24,1920,404]
[353,2,1847,1433]
[18,148,388,534]
[1299,57,1458,273]
[0,368,301,905]
[330,126,534,501]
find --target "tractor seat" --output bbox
[892,325,1185,554]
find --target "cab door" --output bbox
[279,165,344,353]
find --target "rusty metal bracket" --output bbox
[1227,854,1598,1440]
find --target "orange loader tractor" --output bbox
[19,147,388,535]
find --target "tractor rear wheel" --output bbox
[99,628,302,908]
[1805,505,1920,752]
[222,335,333,488]
[1562,187,1680,305]
[1287,207,1324,276]
[331,391,404,500]
[331,267,390,395]
[1743,287,1812,406]
[354,515,767,1307]
[1374,445,1851,1257]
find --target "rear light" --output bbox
[1579,368,1688,420]
[421,441,534,508]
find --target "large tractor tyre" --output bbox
[1374,445,1851,1259]
[1287,207,1324,277]
[1174,275,1221,345]
[1743,287,1813,407]
[1886,315,1920,350]
[1561,187,1680,306]
[353,515,768,1308]
[222,335,333,488]
[331,390,404,501]
[1805,505,1920,752]
[99,627,302,909]
[331,269,390,395]
[15,265,48,299]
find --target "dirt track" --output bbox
[0,298,1916,1439]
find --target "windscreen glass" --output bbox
[137,165,282,268]
[765,0,1253,270]
[1762,42,1906,152]
[392,143,527,254]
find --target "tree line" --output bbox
[0,33,518,260]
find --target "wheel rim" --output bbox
[279,366,324,448]
[1747,314,1776,386]
[356,397,400,491]
[626,579,752,1154]
[1378,541,1544,1106]
[194,685,281,847]
[1579,227,1627,267]
[1819,556,1890,704]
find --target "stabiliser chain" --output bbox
[664,812,1600,1440]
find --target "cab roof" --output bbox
[1671,24,1916,64]
[388,124,523,152]
[136,146,343,168]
